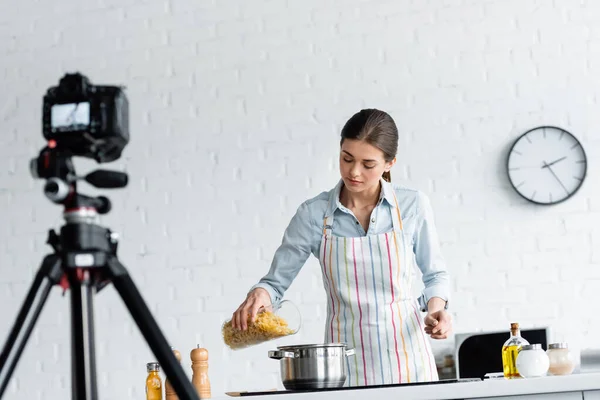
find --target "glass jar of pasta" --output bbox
[222,300,301,350]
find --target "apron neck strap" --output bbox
[323,215,333,237]
[323,191,335,236]
[390,189,404,233]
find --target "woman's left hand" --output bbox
[424,310,452,339]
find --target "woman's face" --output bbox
[339,139,395,194]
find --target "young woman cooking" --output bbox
[231,109,451,386]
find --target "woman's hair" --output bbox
[340,109,398,182]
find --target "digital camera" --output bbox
[42,73,129,163]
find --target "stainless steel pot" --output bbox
[268,343,355,390]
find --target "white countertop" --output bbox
[216,372,600,400]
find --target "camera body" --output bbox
[42,73,129,163]
[32,72,130,211]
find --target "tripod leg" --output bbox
[68,269,98,400]
[106,257,200,400]
[0,254,62,398]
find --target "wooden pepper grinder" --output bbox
[165,347,181,400]
[191,345,211,399]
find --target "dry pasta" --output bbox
[222,311,294,349]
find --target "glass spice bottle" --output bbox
[146,362,163,400]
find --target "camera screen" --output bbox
[51,102,90,132]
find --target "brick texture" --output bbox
[1,0,600,398]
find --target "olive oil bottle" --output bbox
[502,323,530,378]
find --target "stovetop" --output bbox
[227,378,481,397]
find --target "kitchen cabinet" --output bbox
[472,392,582,400]
[584,391,600,399]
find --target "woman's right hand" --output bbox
[231,288,272,331]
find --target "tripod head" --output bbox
[30,144,128,223]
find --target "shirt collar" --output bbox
[325,178,396,218]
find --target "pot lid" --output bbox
[276,343,349,350]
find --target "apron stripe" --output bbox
[368,236,385,383]
[337,238,350,376]
[392,232,411,382]
[326,236,340,342]
[400,235,420,381]
[321,236,336,342]
[403,300,420,381]
[351,238,368,386]
[360,238,375,384]
[384,232,402,381]
[344,238,359,385]
[336,238,344,344]
[377,235,393,384]
[410,302,435,380]
[328,237,341,343]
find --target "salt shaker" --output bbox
[516,344,549,378]
[547,343,575,376]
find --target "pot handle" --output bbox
[345,348,356,356]
[268,350,296,360]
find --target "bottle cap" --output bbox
[521,344,542,351]
[510,322,519,330]
[147,362,160,372]
[549,342,569,349]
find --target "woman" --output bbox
[231,109,451,386]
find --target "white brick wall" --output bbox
[1,0,600,398]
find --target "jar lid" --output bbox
[146,362,160,372]
[521,344,542,351]
[549,342,569,349]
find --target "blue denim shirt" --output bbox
[250,178,450,312]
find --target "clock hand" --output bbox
[542,161,569,195]
[541,156,567,168]
[510,165,546,170]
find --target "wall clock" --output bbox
[506,126,587,205]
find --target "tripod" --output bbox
[0,190,200,399]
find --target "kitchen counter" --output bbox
[218,372,600,400]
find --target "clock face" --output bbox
[507,126,587,205]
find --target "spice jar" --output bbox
[546,343,575,376]
[516,344,549,378]
[145,362,162,400]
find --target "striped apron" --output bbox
[319,191,438,386]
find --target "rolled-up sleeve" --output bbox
[250,201,319,305]
[413,192,450,312]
